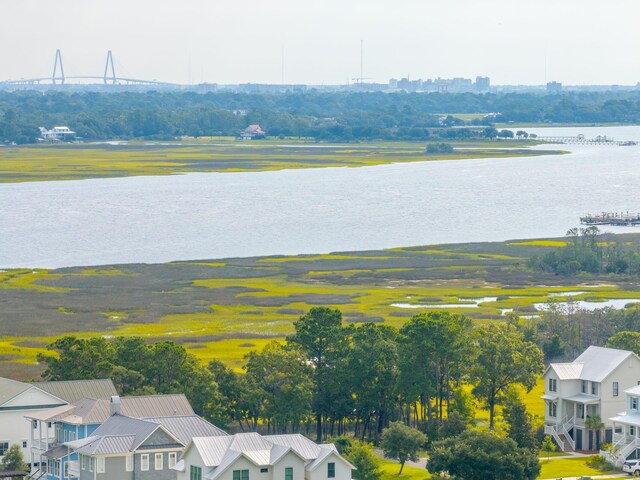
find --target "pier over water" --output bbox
[581,212,640,226]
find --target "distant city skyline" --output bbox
[2,0,640,86]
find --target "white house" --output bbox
[603,385,640,466]
[174,433,354,480]
[0,377,116,466]
[542,346,640,452]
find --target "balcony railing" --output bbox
[31,437,56,451]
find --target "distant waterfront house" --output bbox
[38,126,76,142]
[68,413,226,480]
[174,432,354,480]
[27,394,198,480]
[0,377,116,467]
[542,346,640,452]
[239,125,266,140]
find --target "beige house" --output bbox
[542,346,640,451]
[174,433,354,480]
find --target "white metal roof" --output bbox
[610,413,640,427]
[574,346,635,382]
[549,363,584,380]
[564,393,601,404]
[547,346,637,383]
[625,385,640,396]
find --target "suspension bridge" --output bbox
[0,50,178,87]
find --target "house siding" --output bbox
[306,455,352,480]
[272,452,306,480]
[135,451,177,480]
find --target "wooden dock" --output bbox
[580,212,640,226]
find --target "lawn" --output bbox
[379,459,430,480]
[538,457,619,479]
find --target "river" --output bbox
[1,126,639,268]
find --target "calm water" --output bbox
[1,126,640,268]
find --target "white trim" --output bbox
[126,454,133,472]
[155,452,163,470]
[141,453,149,471]
[97,456,105,474]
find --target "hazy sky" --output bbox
[2,0,639,86]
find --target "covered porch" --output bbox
[604,413,640,466]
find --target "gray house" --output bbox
[67,413,226,480]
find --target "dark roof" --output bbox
[33,379,117,402]
[0,472,29,478]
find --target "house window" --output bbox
[155,453,163,470]
[233,469,250,480]
[191,465,203,480]
[548,378,557,392]
[613,382,619,397]
[126,454,133,472]
[285,467,293,480]
[577,404,585,419]
[22,441,27,448]
[97,457,105,474]
[0,442,8,456]
[328,462,336,478]
[261,468,269,473]
[89,457,94,473]
[82,455,87,470]
[632,426,636,437]
[141,454,149,471]
[581,380,588,393]
[631,397,638,410]
[55,460,61,477]
[591,382,598,395]
[168,452,177,469]
[548,402,557,417]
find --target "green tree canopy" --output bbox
[427,430,540,480]
[471,325,543,430]
[380,421,427,474]
[0,444,28,473]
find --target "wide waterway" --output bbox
[1,125,640,268]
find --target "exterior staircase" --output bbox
[545,415,576,452]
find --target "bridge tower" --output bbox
[104,50,116,84]
[52,49,65,85]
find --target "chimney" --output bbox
[110,395,121,416]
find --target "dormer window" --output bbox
[548,378,557,392]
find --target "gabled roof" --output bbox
[546,346,638,383]
[143,416,227,445]
[33,379,117,403]
[91,414,171,451]
[75,435,137,456]
[0,378,31,406]
[185,432,354,480]
[33,394,195,425]
[549,362,584,380]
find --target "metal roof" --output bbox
[92,414,162,450]
[43,445,71,459]
[611,413,640,427]
[564,393,601,404]
[76,435,136,456]
[547,346,638,383]
[25,404,75,421]
[0,377,33,406]
[626,385,640,396]
[33,379,117,402]
[549,362,584,380]
[574,346,635,382]
[34,394,195,425]
[190,432,353,479]
[143,416,227,445]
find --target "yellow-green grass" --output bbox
[379,460,430,480]
[538,457,618,479]
[2,235,640,384]
[0,142,563,183]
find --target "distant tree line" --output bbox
[2,90,640,143]
[528,227,640,276]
